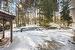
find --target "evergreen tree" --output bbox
[36,0,57,27]
[60,0,72,27]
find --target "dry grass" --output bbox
[36,40,64,50]
[0,38,10,46]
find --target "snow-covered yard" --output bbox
[0,27,75,50]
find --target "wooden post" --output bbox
[10,20,13,43]
[2,19,5,38]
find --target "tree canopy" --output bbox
[60,0,72,26]
[37,0,57,20]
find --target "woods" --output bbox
[0,0,73,28]
[60,0,73,27]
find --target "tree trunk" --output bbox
[2,19,5,39]
[10,20,13,43]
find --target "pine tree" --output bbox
[60,0,72,27]
[36,0,57,27]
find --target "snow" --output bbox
[0,9,16,16]
[0,26,75,50]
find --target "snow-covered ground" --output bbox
[0,27,75,50]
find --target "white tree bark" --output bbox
[70,0,75,27]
